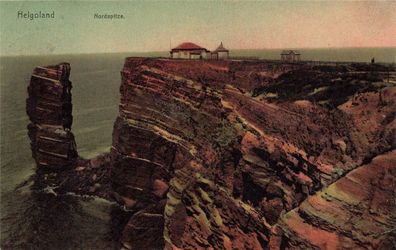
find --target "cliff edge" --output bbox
[111,58,396,249]
[26,58,396,249]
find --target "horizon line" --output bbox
[1,46,396,57]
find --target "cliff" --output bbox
[269,150,396,249]
[111,58,396,249]
[26,59,396,249]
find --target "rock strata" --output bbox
[269,150,396,250]
[111,58,395,249]
[26,59,396,249]
[26,63,77,169]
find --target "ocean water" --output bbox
[0,48,395,249]
[0,53,132,249]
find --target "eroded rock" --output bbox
[25,59,396,249]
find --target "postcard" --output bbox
[1,1,395,249]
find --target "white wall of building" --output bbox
[171,49,209,59]
[190,54,201,59]
[179,51,189,59]
[218,51,228,59]
[171,51,179,59]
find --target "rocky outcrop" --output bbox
[269,150,396,250]
[25,58,396,249]
[26,63,77,169]
[110,58,266,249]
[110,58,396,249]
[112,58,395,249]
[223,83,396,226]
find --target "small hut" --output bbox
[281,50,301,63]
[211,42,229,60]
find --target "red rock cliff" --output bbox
[26,63,77,169]
[110,58,396,249]
[25,59,396,249]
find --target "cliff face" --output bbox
[26,59,396,250]
[269,150,396,249]
[111,58,259,249]
[110,58,396,249]
[26,63,77,169]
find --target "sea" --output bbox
[0,48,395,249]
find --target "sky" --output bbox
[1,0,395,56]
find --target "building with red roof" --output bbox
[170,42,230,60]
[170,42,210,59]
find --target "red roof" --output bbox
[172,42,207,51]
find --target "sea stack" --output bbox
[26,63,77,169]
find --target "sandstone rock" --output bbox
[75,166,85,171]
[152,179,169,198]
[121,196,136,209]
[90,158,102,168]
[25,59,396,249]
[109,58,396,249]
[26,63,77,169]
[121,213,165,250]
[333,139,347,153]
[270,150,396,249]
